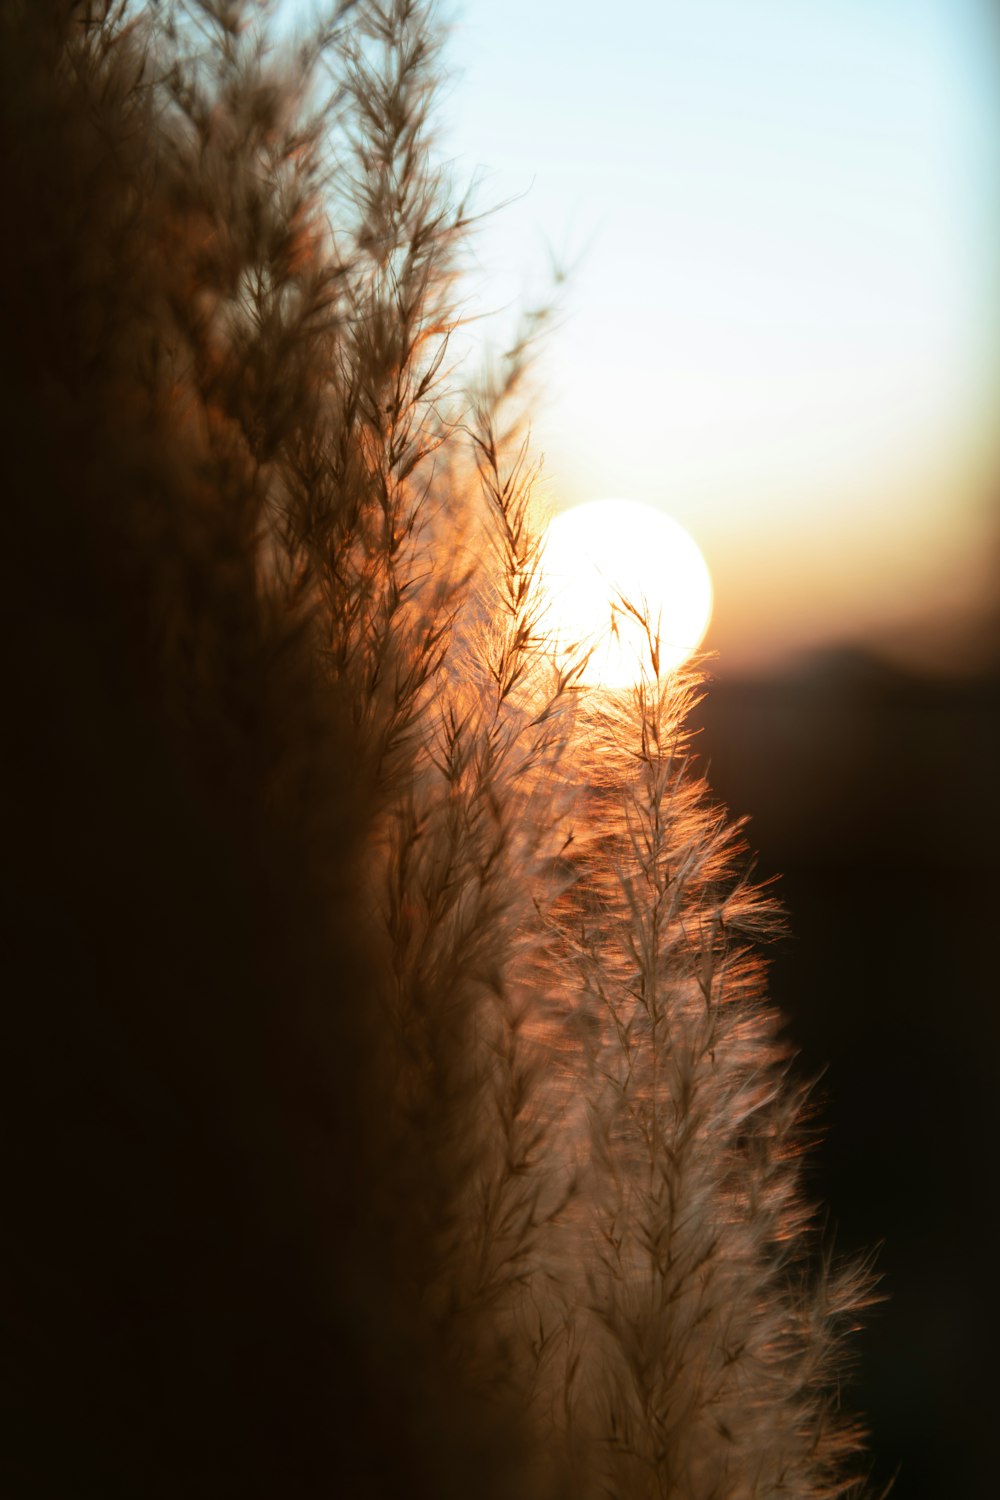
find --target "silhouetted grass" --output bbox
[0,4,874,1496]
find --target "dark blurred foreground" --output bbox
[0,9,513,1495]
[697,646,1000,1500]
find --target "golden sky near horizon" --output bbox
[443,0,1000,675]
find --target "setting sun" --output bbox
[539,499,713,688]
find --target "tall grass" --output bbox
[0,3,873,1496]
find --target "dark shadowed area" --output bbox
[696,643,1000,1500]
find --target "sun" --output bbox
[538,499,713,688]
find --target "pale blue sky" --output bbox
[279,0,1000,670]
[440,0,1000,670]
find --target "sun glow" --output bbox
[539,499,713,689]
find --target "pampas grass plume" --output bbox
[0,4,875,1496]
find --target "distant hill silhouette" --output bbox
[696,646,1000,1500]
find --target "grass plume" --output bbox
[0,3,874,1496]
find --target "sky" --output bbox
[440,0,1000,674]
